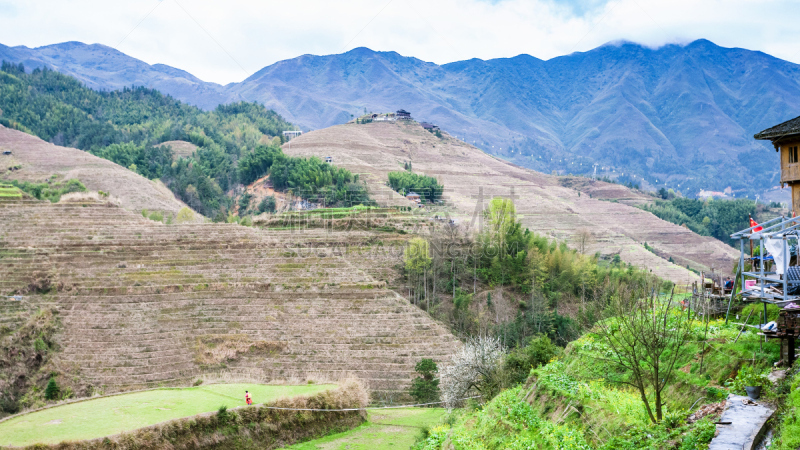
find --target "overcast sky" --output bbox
[0,0,797,84]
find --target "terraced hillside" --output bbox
[283,121,739,284]
[0,199,459,398]
[0,125,186,214]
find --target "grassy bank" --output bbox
[0,383,336,447]
[283,408,447,450]
[414,311,781,449]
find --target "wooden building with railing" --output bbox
[755,115,800,212]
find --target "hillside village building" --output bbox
[283,130,303,141]
[721,114,800,366]
[755,115,800,212]
[396,109,412,120]
[405,192,421,202]
[420,122,439,131]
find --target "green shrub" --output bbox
[44,378,60,401]
[409,359,440,405]
[33,337,48,353]
[502,335,559,386]
[9,178,86,202]
[258,195,276,214]
[176,207,196,224]
[238,192,253,214]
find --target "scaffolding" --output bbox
[727,215,800,365]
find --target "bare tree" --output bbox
[593,285,693,423]
[574,227,595,255]
[440,335,506,408]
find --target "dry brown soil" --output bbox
[0,126,187,214]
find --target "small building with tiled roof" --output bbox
[755,114,800,212]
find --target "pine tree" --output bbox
[45,378,60,400]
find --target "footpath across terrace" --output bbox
[0,383,334,447]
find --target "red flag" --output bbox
[750,217,762,232]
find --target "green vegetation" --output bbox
[774,368,800,450]
[0,383,335,446]
[414,306,779,449]
[238,145,371,208]
[410,359,441,404]
[258,195,276,213]
[0,183,22,198]
[417,197,656,345]
[43,378,60,401]
[285,408,447,450]
[0,61,368,216]
[7,178,86,202]
[639,197,780,246]
[388,171,443,202]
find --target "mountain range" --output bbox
[2,39,799,198]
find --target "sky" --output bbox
[0,0,798,84]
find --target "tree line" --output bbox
[387,171,443,202]
[639,197,768,246]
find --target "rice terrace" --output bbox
[3,3,800,449]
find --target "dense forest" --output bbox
[387,171,443,202]
[0,62,370,215]
[639,197,781,246]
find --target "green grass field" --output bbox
[0,185,22,198]
[283,407,447,450]
[0,383,335,447]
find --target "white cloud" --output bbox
[0,0,797,84]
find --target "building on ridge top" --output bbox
[396,109,412,120]
[283,130,303,141]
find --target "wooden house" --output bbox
[755,115,800,212]
[405,192,421,202]
[282,130,303,141]
[396,109,411,120]
[420,122,438,131]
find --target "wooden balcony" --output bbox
[781,164,800,183]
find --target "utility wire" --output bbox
[340,0,395,52]
[172,0,249,77]
[115,0,166,49]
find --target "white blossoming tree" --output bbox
[440,335,506,408]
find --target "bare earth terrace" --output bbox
[0,201,459,397]
[283,121,740,285]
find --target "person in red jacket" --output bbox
[245,390,252,406]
